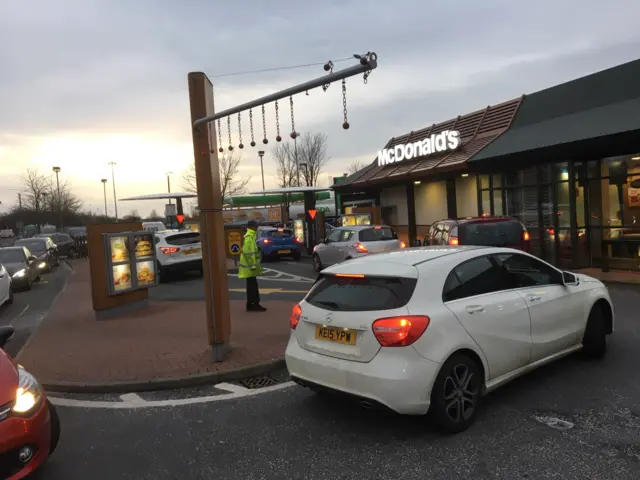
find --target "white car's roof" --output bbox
[154,229,189,236]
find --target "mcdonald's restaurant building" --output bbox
[333,58,640,271]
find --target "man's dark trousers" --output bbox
[246,277,260,307]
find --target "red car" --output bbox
[0,326,60,479]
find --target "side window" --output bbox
[443,256,508,302]
[340,230,354,242]
[494,253,562,288]
[327,229,343,243]
[442,224,450,245]
[424,225,435,246]
[433,224,445,245]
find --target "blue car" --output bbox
[257,227,302,262]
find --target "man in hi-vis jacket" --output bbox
[238,220,266,312]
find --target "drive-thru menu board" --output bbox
[103,231,158,295]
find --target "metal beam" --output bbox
[193,53,378,129]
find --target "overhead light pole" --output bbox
[101,179,108,217]
[52,166,62,230]
[108,161,119,221]
[258,151,266,194]
[166,171,173,205]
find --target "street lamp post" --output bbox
[257,151,266,193]
[101,179,108,217]
[166,171,173,204]
[299,162,308,187]
[52,166,62,230]
[108,161,119,221]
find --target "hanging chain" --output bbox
[363,69,372,84]
[237,113,244,148]
[289,95,297,139]
[249,109,256,146]
[322,61,334,92]
[261,104,268,144]
[217,119,223,152]
[275,100,281,141]
[227,116,233,151]
[342,79,350,129]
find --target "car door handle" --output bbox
[527,295,542,302]
[465,305,485,314]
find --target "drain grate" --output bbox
[239,375,278,389]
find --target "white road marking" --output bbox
[10,305,29,325]
[534,415,574,430]
[216,382,251,394]
[48,381,296,409]
[228,267,314,283]
[120,393,146,403]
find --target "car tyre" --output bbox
[68,247,76,259]
[429,353,482,434]
[35,274,41,282]
[260,250,267,263]
[7,288,14,304]
[157,261,169,284]
[25,277,33,291]
[312,253,323,273]
[47,399,61,454]
[582,305,607,359]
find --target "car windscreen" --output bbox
[265,229,292,238]
[459,221,522,246]
[0,249,25,263]
[305,274,417,312]
[358,227,397,242]
[164,233,200,245]
[15,239,47,252]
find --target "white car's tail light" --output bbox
[159,246,179,255]
[290,304,302,330]
[372,316,430,347]
[352,242,368,253]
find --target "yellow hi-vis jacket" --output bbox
[238,228,263,279]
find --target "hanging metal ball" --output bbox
[263,138,268,144]
[276,135,282,142]
[343,121,350,130]
[323,63,331,71]
[218,147,224,153]
[228,145,234,151]
[250,141,256,147]
[290,131,297,139]
[209,149,214,154]
[238,143,244,149]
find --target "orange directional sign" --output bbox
[308,209,317,220]
[176,214,185,224]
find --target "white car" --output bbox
[312,225,405,273]
[0,264,13,307]
[285,246,614,433]
[154,230,203,281]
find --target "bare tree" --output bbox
[182,151,250,203]
[298,132,329,187]
[21,169,50,212]
[123,209,141,222]
[272,141,301,188]
[347,159,365,175]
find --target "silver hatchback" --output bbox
[312,225,405,272]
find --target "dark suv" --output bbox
[424,216,531,252]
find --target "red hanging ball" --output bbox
[343,122,350,130]
[238,143,244,149]
[290,131,297,139]
[263,138,268,144]
[250,141,256,147]
[276,135,282,142]
[228,145,234,151]
[218,147,224,153]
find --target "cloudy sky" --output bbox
[1,0,639,217]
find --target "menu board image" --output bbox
[112,264,132,292]
[110,236,130,263]
[136,260,156,286]
[134,234,154,259]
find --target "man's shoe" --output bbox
[255,304,267,312]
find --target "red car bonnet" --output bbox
[0,348,18,406]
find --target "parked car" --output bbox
[312,225,405,273]
[0,264,13,307]
[35,232,76,258]
[155,230,203,281]
[0,247,41,291]
[424,216,531,251]
[0,326,61,479]
[257,227,302,262]
[0,230,14,239]
[286,246,613,433]
[13,238,59,272]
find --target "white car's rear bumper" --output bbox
[285,334,440,415]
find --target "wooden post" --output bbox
[187,72,231,361]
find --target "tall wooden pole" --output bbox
[187,72,231,361]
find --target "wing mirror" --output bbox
[562,271,579,286]
[0,326,14,348]
[28,255,37,262]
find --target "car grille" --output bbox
[0,401,11,421]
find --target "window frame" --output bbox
[492,252,564,288]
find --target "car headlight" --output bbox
[12,366,43,415]
[12,269,26,278]
[38,262,47,269]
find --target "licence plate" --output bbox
[182,248,201,255]
[279,250,291,254]
[315,325,357,345]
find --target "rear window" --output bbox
[358,227,397,242]
[459,221,523,246]
[306,274,417,312]
[265,229,292,238]
[165,232,200,245]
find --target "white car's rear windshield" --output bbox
[358,227,397,242]
[163,232,200,245]
[306,274,417,311]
